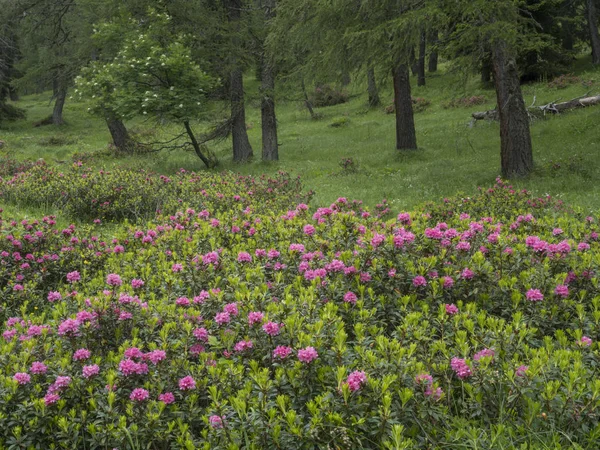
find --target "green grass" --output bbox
[2,57,600,214]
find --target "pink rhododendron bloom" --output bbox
[303,224,315,235]
[130,388,150,402]
[30,361,48,374]
[445,304,459,315]
[223,303,239,316]
[237,251,252,262]
[273,345,292,359]
[159,392,175,404]
[82,364,100,378]
[13,372,31,385]
[145,350,166,365]
[450,357,472,379]
[343,291,357,304]
[460,268,474,279]
[48,291,62,302]
[346,371,367,392]
[44,393,60,406]
[554,284,569,298]
[215,312,231,325]
[171,263,183,272]
[297,346,318,363]
[248,311,264,325]
[131,279,145,289]
[442,277,454,289]
[209,415,224,428]
[73,348,91,361]
[176,297,190,307]
[262,321,281,336]
[124,347,144,359]
[415,373,433,386]
[412,276,427,287]
[526,289,544,302]
[515,365,529,377]
[578,242,591,251]
[193,327,209,341]
[234,340,253,352]
[179,376,196,390]
[473,348,495,361]
[106,273,122,286]
[66,271,80,283]
[579,336,593,347]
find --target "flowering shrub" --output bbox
[309,84,348,107]
[0,176,600,447]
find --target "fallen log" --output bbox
[471,94,600,123]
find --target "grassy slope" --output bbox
[2,58,600,214]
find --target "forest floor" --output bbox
[2,57,600,214]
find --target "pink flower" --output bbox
[460,268,474,279]
[234,340,253,352]
[66,271,81,283]
[450,357,472,379]
[131,279,145,289]
[273,345,292,359]
[473,348,495,361]
[209,415,224,428]
[237,251,252,262]
[442,277,454,289]
[30,361,48,374]
[445,304,459,315]
[343,291,357,304]
[412,276,427,287]
[44,393,60,406]
[82,364,100,378]
[346,370,367,392]
[47,291,62,302]
[57,318,80,336]
[223,303,239,316]
[515,365,529,377]
[554,284,569,298]
[73,348,91,361]
[145,350,166,365]
[579,336,593,347]
[526,289,544,302]
[248,311,264,325]
[193,327,209,341]
[415,373,433,386]
[159,392,175,404]
[578,242,591,252]
[179,376,196,391]
[106,273,122,286]
[13,372,31,385]
[130,388,150,402]
[171,263,183,272]
[176,297,190,307]
[262,321,281,336]
[303,224,315,236]
[297,346,318,364]
[215,312,231,325]
[13,284,23,291]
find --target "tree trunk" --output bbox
[226,0,253,162]
[392,63,417,150]
[106,117,133,153]
[184,120,211,168]
[367,66,380,107]
[52,81,67,125]
[260,0,278,161]
[301,78,317,119]
[417,30,426,87]
[9,87,19,101]
[587,0,600,64]
[410,47,418,76]
[428,30,438,72]
[491,41,533,178]
[481,54,492,85]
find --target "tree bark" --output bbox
[226,0,253,162]
[392,63,417,150]
[481,54,492,85]
[491,41,533,178]
[367,66,380,107]
[417,31,426,87]
[587,0,600,64]
[260,0,278,161]
[184,120,211,168]
[409,47,418,76]
[301,78,317,119]
[106,117,133,153]
[428,30,438,72]
[52,80,67,125]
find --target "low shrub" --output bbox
[385,97,431,114]
[547,74,592,89]
[309,84,348,107]
[0,177,599,448]
[442,95,487,109]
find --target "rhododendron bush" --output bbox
[0,173,599,448]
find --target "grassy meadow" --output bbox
[2,58,600,213]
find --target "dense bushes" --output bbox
[0,176,600,448]
[309,84,348,107]
[0,164,313,223]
